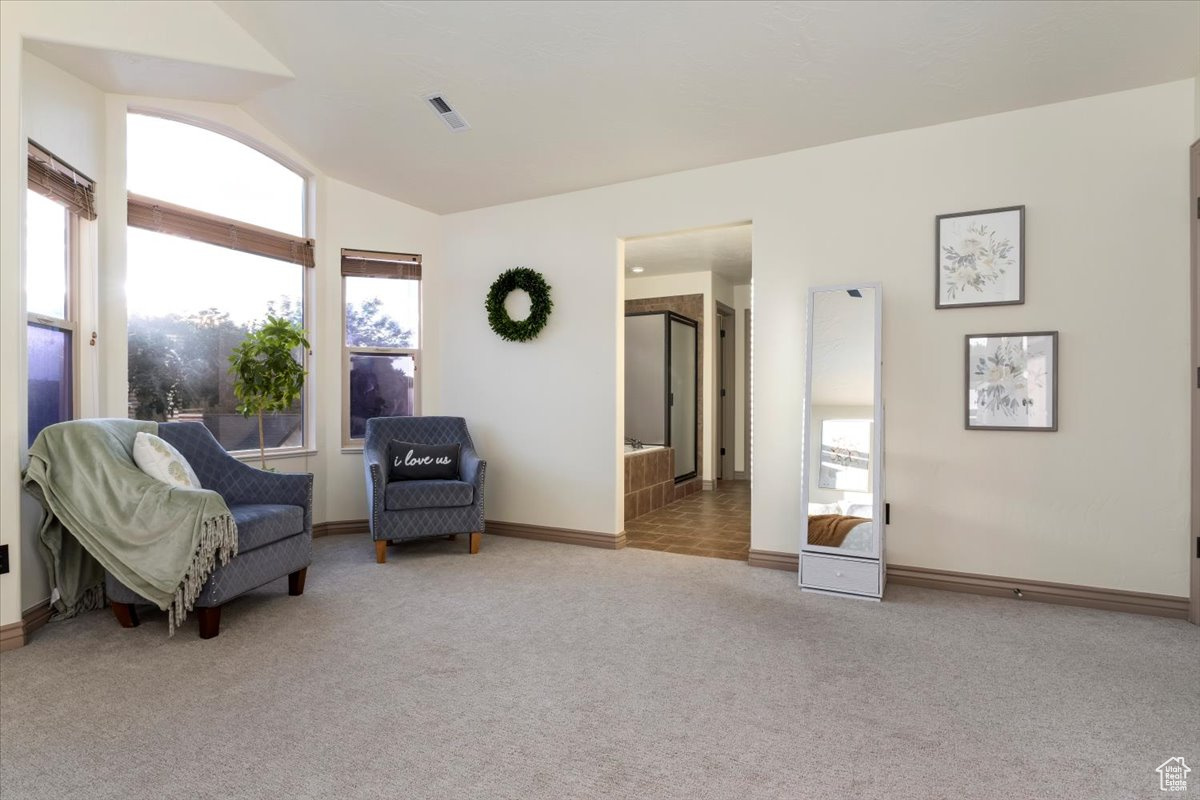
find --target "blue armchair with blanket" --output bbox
[105,422,313,638]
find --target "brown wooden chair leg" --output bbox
[469,531,481,555]
[288,567,307,596]
[375,539,387,564]
[111,602,139,629]
[197,606,221,640]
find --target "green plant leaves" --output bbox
[227,316,311,417]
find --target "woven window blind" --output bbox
[28,141,97,220]
[127,193,315,267]
[340,248,422,279]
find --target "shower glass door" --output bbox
[624,314,667,446]
[669,315,698,481]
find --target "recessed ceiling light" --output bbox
[630,266,644,273]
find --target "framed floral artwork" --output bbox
[965,331,1057,431]
[936,205,1024,308]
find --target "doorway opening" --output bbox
[620,222,752,561]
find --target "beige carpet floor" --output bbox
[1,534,1197,800]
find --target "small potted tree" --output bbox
[228,316,311,469]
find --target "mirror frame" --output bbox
[799,282,884,560]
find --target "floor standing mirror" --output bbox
[799,284,885,600]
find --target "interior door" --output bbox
[719,310,735,480]
[1191,139,1199,625]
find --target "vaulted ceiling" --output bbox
[34,1,1200,215]
[214,0,1198,214]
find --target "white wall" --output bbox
[316,176,442,523]
[1195,72,1200,137]
[733,283,751,474]
[441,80,1196,596]
[17,54,107,612]
[625,272,710,301]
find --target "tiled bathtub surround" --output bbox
[624,446,700,521]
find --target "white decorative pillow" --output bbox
[808,502,839,516]
[133,432,201,490]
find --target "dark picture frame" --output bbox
[965,331,1058,432]
[936,205,1025,309]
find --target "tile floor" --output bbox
[624,480,750,560]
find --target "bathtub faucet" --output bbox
[625,437,644,450]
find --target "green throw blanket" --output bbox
[23,419,238,635]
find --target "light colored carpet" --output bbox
[1,534,1196,800]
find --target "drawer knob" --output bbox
[835,570,844,577]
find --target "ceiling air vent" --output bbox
[425,93,469,132]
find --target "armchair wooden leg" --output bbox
[288,567,307,596]
[197,606,221,639]
[111,602,139,629]
[469,531,481,555]
[375,539,387,564]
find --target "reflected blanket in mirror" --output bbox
[808,514,870,548]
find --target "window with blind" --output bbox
[26,142,92,445]
[342,248,421,445]
[125,113,311,454]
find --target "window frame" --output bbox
[341,249,423,449]
[25,186,83,445]
[124,110,314,459]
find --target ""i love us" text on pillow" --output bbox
[387,441,461,481]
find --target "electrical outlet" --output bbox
[0,544,9,575]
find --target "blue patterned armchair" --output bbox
[106,422,313,639]
[363,416,486,562]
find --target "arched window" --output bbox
[125,113,311,453]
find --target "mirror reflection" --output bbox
[806,287,878,555]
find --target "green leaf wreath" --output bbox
[485,267,553,342]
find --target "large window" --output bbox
[126,113,312,453]
[342,249,421,445]
[26,142,94,446]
